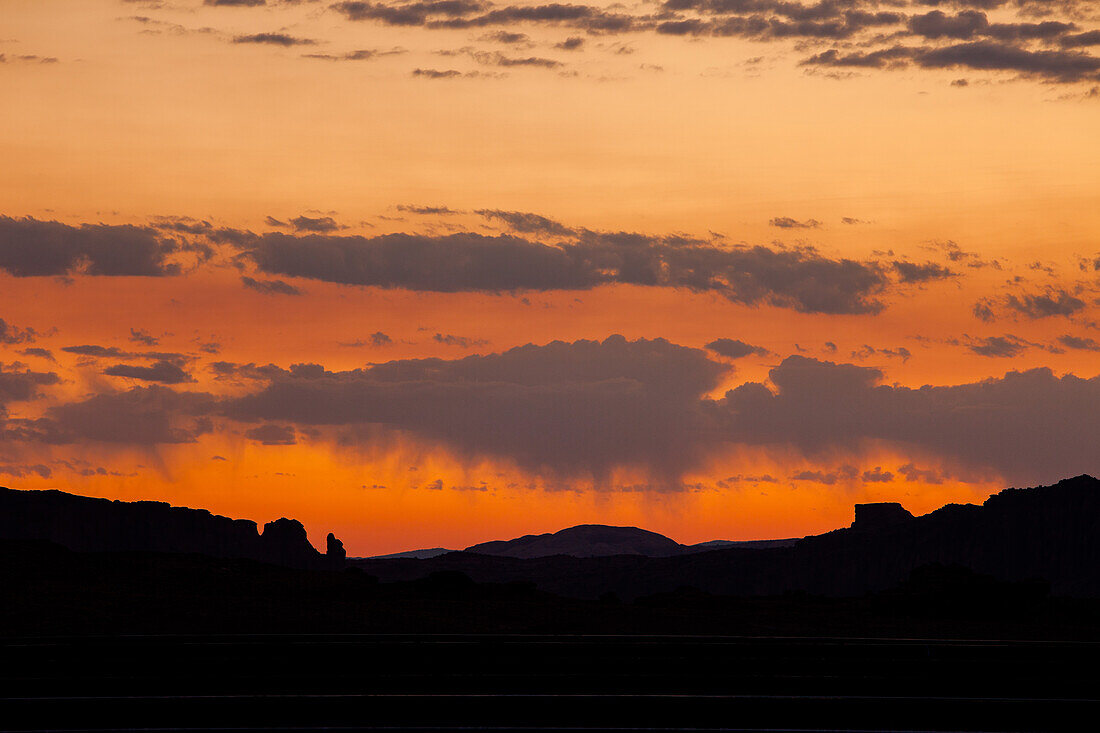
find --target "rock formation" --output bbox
[0,487,341,570]
[851,502,914,531]
[326,532,346,568]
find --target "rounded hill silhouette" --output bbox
[465,524,685,558]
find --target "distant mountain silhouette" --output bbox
[464,524,799,558]
[0,487,344,570]
[356,475,1100,599]
[466,525,685,558]
[369,547,455,560]
[687,538,799,551]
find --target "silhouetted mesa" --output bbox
[851,502,914,531]
[0,487,341,570]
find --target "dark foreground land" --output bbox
[4,543,1100,731]
[4,475,1100,730]
[4,632,1100,732]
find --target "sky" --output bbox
[1,0,1098,555]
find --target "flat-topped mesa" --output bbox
[851,502,914,532]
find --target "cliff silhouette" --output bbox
[0,487,344,570]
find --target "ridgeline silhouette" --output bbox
[0,487,344,570]
[2,476,1100,638]
[356,475,1100,598]
[2,474,1099,607]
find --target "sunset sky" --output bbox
[1,0,1098,555]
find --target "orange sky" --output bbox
[1,0,1098,554]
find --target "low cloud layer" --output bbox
[715,355,1100,484]
[226,229,890,314]
[5,337,1097,486]
[222,335,727,477]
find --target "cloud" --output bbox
[396,204,462,215]
[258,1,1100,86]
[769,216,821,229]
[0,463,51,479]
[908,10,991,40]
[334,2,639,35]
[0,216,178,277]
[851,344,911,362]
[482,30,530,43]
[228,230,890,314]
[897,462,944,485]
[433,333,488,347]
[861,466,894,482]
[412,68,467,78]
[241,275,304,296]
[800,46,912,69]
[715,355,1100,484]
[103,360,194,384]
[302,49,395,61]
[244,423,297,445]
[333,0,488,25]
[206,0,267,6]
[891,261,955,283]
[222,335,728,478]
[0,363,60,411]
[0,54,60,64]
[912,40,1100,83]
[1058,334,1100,351]
[60,345,128,358]
[469,51,562,67]
[36,386,216,445]
[973,298,996,322]
[19,348,54,362]
[966,335,1030,357]
[1004,288,1087,318]
[340,331,394,347]
[790,469,843,484]
[0,319,37,345]
[705,338,770,359]
[1062,30,1100,48]
[290,215,340,232]
[129,328,159,346]
[232,33,317,46]
[60,344,187,363]
[476,209,575,236]
[10,333,1100,485]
